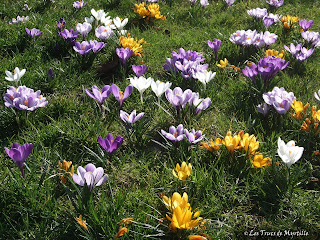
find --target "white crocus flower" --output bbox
[277,137,304,168]
[314,90,320,101]
[194,70,216,90]
[113,17,128,30]
[129,76,153,103]
[5,67,26,83]
[85,16,94,24]
[76,22,92,38]
[151,80,172,101]
[101,15,113,27]
[91,9,107,22]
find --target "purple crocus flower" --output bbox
[98,134,123,154]
[120,110,144,124]
[266,0,283,7]
[4,86,48,111]
[85,85,111,105]
[207,39,221,54]
[224,0,236,6]
[161,124,185,143]
[184,129,205,144]
[5,142,33,178]
[193,97,212,115]
[262,31,278,46]
[25,27,42,38]
[257,56,289,81]
[165,87,193,112]
[296,47,314,62]
[60,28,78,45]
[116,47,133,66]
[247,8,268,19]
[95,26,114,41]
[263,87,295,114]
[76,22,92,38]
[73,1,87,9]
[284,43,302,56]
[299,19,313,32]
[73,41,92,55]
[111,84,133,108]
[89,40,106,53]
[73,163,108,191]
[263,17,275,29]
[257,103,269,116]
[242,64,258,84]
[57,17,65,30]
[48,68,54,80]
[132,65,148,77]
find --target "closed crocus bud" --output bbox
[48,68,54,80]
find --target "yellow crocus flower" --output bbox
[166,206,202,230]
[200,138,222,152]
[216,58,228,69]
[265,49,285,59]
[251,154,271,167]
[58,160,74,184]
[162,192,190,211]
[76,215,88,230]
[172,162,192,182]
[291,100,309,120]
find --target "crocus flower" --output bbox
[91,9,107,22]
[111,84,133,108]
[284,43,302,56]
[161,124,185,143]
[207,39,221,55]
[132,65,148,77]
[89,40,106,53]
[48,68,54,80]
[4,86,48,111]
[251,154,271,167]
[60,29,78,45]
[76,215,88,230]
[5,142,33,178]
[263,87,295,114]
[120,110,144,124]
[314,90,320,101]
[299,19,313,32]
[76,22,92,38]
[247,8,267,19]
[57,17,65,30]
[194,70,216,90]
[115,227,128,238]
[242,64,258,83]
[85,16,94,24]
[73,41,92,55]
[98,134,123,154]
[262,31,278,46]
[296,47,314,62]
[184,129,205,144]
[25,27,42,38]
[263,17,275,29]
[128,76,152,103]
[5,67,26,83]
[116,47,134,66]
[73,1,87,9]
[10,16,29,24]
[224,0,236,6]
[58,160,74,183]
[151,80,172,99]
[73,163,108,191]
[277,137,304,167]
[113,17,128,30]
[200,0,209,7]
[193,97,212,114]
[266,0,283,8]
[95,26,114,41]
[85,85,111,105]
[165,87,193,112]
[257,103,269,116]
[172,162,192,182]
[301,31,319,45]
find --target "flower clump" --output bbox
[229,30,278,47]
[281,15,299,30]
[58,160,74,184]
[119,33,147,57]
[134,2,166,22]
[4,86,48,111]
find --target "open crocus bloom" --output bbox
[120,110,144,124]
[151,80,172,98]
[184,129,204,144]
[172,162,192,181]
[73,41,92,55]
[91,9,107,22]
[85,85,111,105]
[111,84,133,108]
[76,22,92,38]
[25,27,42,37]
[161,124,185,143]
[5,67,26,83]
[277,137,304,167]
[73,163,108,190]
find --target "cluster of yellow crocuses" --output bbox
[134,2,166,22]
[162,193,204,234]
[119,33,147,57]
[201,130,272,167]
[281,15,299,30]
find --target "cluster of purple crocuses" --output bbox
[266,0,283,8]
[242,56,289,88]
[247,8,282,29]
[165,87,211,115]
[229,30,278,47]
[301,31,320,48]
[258,87,296,115]
[85,84,133,109]
[284,43,315,62]
[163,48,208,79]
[73,40,106,55]
[4,86,48,111]
[161,124,205,144]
